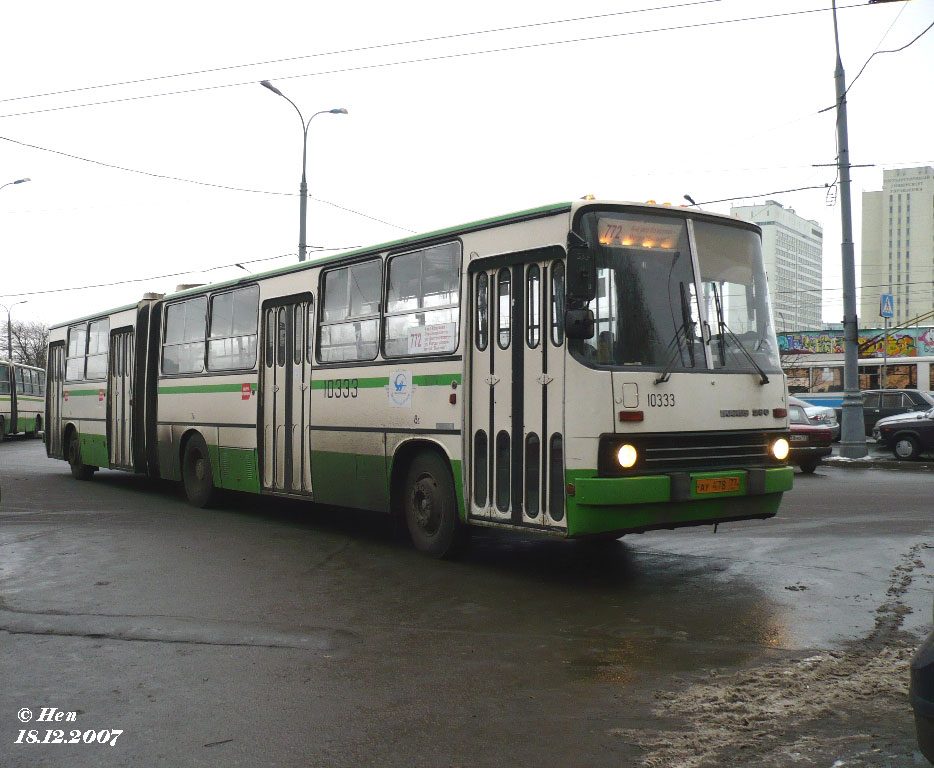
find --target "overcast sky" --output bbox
[1,0,932,330]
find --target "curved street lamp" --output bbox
[0,177,31,192]
[1,300,28,362]
[260,80,347,262]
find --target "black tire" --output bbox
[67,431,96,481]
[799,459,819,474]
[0,416,5,441]
[403,452,465,558]
[893,435,921,461]
[182,434,216,508]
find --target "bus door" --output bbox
[46,343,65,458]
[469,248,566,530]
[260,297,314,496]
[107,328,134,469]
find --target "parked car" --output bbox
[788,395,840,441]
[911,596,934,763]
[873,406,934,460]
[858,389,934,436]
[787,404,833,473]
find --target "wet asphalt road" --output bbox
[1,438,932,767]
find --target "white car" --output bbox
[788,396,840,442]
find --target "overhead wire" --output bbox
[0,4,867,121]
[0,249,357,300]
[0,0,731,106]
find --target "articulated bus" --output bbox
[46,200,793,556]
[1,360,46,439]
[786,354,934,407]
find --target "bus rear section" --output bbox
[46,299,158,478]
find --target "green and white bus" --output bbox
[46,200,793,556]
[1,359,46,439]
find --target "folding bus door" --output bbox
[260,297,314,496]
[108,328,135,469]
[46,343,65,458]
[469,247,566,531]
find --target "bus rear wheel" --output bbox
[182,434,216,508]
[404,452,464,558]
[67,431,96,481]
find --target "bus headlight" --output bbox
[771,438,790,461]
[616,444,638,468]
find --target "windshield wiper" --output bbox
[655,283,697,384]
[711,283,769,385]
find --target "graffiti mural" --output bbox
[778,327,934,358]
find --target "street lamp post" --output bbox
[260,81,347,263]
[1,301,28,362]
[1,179,32,362]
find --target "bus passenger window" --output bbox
[475,272,489,352]
[208,285,258,370]
[162,297,206,374]
[549,433,565,521]
[551,262,565,346]
[306,299,315,363]
[0,364,9,394]
[293,305,303,365]
[65,324,87,381]
[277,307,287,367]
[384,243,461,357]
[527,265,540,349]
[265,310,275,367]
[496,430,510,512]
[497,269,511,350]
[85,319,110,380]
[319,260,381,362]
[525,433,540,517]
[473,430,488,507]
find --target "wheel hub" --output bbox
[412,478,440,533]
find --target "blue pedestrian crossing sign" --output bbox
[880,294,894,318]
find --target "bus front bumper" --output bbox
[565,466,793,537]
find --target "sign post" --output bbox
[880,294,893,389]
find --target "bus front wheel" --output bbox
[182,434,216,508]
[67,432,96,481]
[404,452,465,558]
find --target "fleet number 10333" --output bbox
[647,393,675,407]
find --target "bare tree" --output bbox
[7,320,49,368]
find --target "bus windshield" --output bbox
[570,211,781,375]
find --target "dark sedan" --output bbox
[875,407,934,460]
[787,404,832,474]
[858,389,934,436]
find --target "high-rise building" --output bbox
[860,166,934,327]
[731,200,824,332]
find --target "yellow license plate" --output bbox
[696,477,741,494]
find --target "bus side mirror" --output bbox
[565,308,595,340]
[566,245,596,304]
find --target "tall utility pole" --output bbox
[832,0,867,458]
[833,0,912,457]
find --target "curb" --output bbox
[822,455,934,471]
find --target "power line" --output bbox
[696,184,832,205]
[0,0,731,106]
[0,133,417,233]
[0,248,357,300]
[0,4,865,121]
